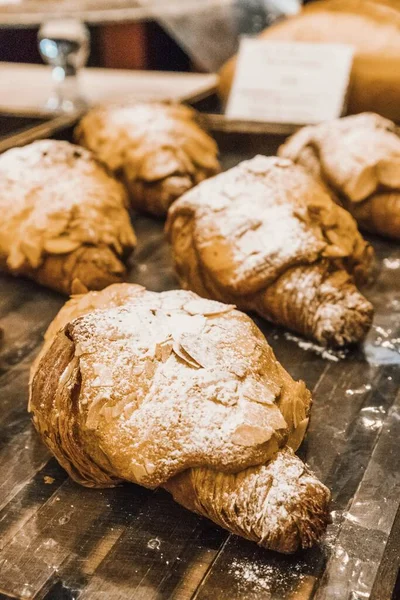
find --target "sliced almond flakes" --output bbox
[183,298,235,317]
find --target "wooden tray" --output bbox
[0,122,399,600]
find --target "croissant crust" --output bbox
[166,155,374,346]
[75,103,220,217]
[30,285,330,553]
[279,112,400,239]
[0,140,136,294]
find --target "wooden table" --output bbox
[0,121,399,600]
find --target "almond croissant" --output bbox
[75,102,220,217]
[0,140,136,294]
[166,155,374,346]
[30,284,330,553]
[279,112,400,239]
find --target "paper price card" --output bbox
[226,38,354,125]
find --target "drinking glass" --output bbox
[38,19,90,112]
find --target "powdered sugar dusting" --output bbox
[76,102,220,215]
[171,155,350,296]
[183,446,330,553]
[230,557,276,591]
[55,287,310,488]
[167,154,372,346]
[0,140,135,273]
[346,384,372,396]
[373,326,400,354]
[383,257,400,270]
[230,556,305,593]
[32,285,330,552]
[284,332,348,362]
[280,112,400,204]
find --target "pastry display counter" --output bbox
[0,116,398,599]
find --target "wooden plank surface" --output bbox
[0,128,399,599]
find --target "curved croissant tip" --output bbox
[313,295,373,347]
[297,484,332,552]
[260,478,332,554]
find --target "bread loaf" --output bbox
[219,0,400,122]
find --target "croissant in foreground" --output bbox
[279,113,400,240]
[0,140,136,294]
[75,102,220,217]
[166,155,374,347]
[30,284,331,553]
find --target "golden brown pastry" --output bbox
[0,140,136,294]
[30,284,330,553]
[279,113,400,239]
[166,155,374,347]
[75,102,220,217]
[218,0,400,123]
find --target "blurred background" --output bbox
[0,0,305,72]
[1,0,399,125]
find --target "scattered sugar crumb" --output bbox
[383,258,400,270]
[230,557,305,592]
[147,538,161,551]
[345,384,371,396]
[284,332,347,362]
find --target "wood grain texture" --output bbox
[0,126,398,599]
